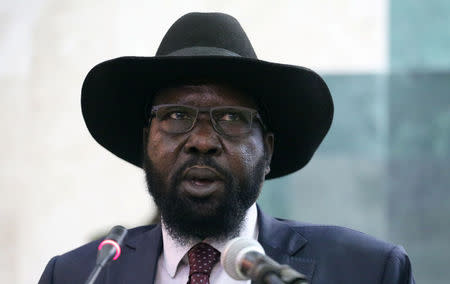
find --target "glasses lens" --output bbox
[212,107,253,136]
[156,105,197,133]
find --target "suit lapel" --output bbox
[106,224,163,284]
[257,207,315,282]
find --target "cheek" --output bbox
[146,127,179,171]
[229,136,265,172]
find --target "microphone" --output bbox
[85,225,128,284]
[221,237,309,284]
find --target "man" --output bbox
[39,12,415,283]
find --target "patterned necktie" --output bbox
[187,242,221,284]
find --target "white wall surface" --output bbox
[0,1,387,283]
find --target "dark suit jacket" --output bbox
[39,208,415,283]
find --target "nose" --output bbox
[183,114,223,156]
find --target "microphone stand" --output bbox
[84,226,128,284]
[257,264,308,284]
[263,273,285,284]
[85,264,103,284]
[278,265,309,284]
[84,243,118,284]
[242,252,309,284]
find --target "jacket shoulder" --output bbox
[39,224,158,284]
[57,224,157,263]
[280,218,396,255]
[274,219,415,283]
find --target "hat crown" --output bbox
[156,12,257,58]
[82,12,333,179]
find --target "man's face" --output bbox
[144,83,273,244]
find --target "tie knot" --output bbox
[188,242,220,277]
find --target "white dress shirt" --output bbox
[155,203,258,284]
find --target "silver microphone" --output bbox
[221,237,308,284]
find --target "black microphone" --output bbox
[85,225,128,284]
[221,237,309,284]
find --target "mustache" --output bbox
[171,157,233,187]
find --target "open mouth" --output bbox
[181,166,225,198]
[190,177,215,186]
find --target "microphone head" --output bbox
[106,225,128,245]
[97,225,128,261]
[221,237,265,280]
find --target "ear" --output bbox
[263,132,274,176]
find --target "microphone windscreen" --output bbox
[221,237,265,280]
[106,225,127,245]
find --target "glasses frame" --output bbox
[149,104,266,137]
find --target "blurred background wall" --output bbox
[0,0,448,283]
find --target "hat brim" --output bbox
[81,56,333,179]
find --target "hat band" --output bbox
[166,46,242,57]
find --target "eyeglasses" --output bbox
[149,104,266,137]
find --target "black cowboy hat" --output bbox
[81,12,333,179]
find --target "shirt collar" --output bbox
[160,203,258,278]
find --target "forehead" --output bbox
[152,83,257,108]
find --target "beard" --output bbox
[143,154,266,245]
